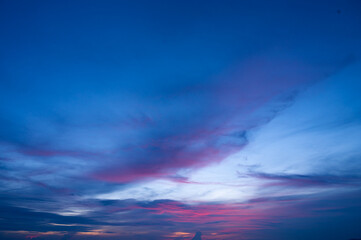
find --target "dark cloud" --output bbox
[0,189,361,239]
[191,232,202,240]
[250,172,361,188]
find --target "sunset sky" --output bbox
[1,1,361,239]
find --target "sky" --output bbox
[0,0,361,239]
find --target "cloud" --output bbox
[1,1,361,239]
[249,172,361,188]
[191,231,202,240]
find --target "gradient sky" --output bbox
[1,1,361,240]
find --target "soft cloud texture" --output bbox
[1,0,361,239]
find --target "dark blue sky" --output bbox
[1,0,361,239]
